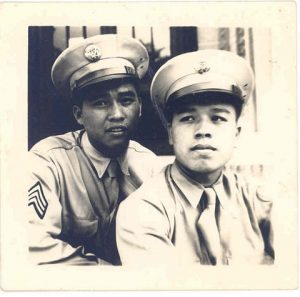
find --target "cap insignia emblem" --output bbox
[196,61,210,74]
[84,44,102,62]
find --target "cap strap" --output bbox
[168,83,243,103]
[71,66,137,91]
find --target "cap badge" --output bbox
[196,61,210,74]
[84,44,102,62]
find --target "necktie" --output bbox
[197,187,222,265]
[103,159,121,212]
[99,159,122,264]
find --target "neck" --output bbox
[87,136,129,159]
[175,160,222,187]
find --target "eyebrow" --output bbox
[210,108,231,114]
[94,90,136,97]
[88,90,136,101]
[174,106,233,116]
[118,90,137,97]
[175,107,196,115]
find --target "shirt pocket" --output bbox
[61,213,98,243]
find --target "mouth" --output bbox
[191,144,217,151]
[106,125,128,135]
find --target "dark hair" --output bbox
[71,76,141,108]
[164,91,244,123]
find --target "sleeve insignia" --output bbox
[28,181,48,219]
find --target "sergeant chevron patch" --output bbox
[28,181,48,219]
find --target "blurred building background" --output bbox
[28,26,273,179]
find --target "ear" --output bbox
[233,125,241,149]
[167,123,173,146]
[236,125,241,138]
[73,105,83,125]
[138,97,142,117]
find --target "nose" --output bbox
[194,119,212,139]
[108,102,125,122]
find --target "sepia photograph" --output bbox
[0,1,297,292]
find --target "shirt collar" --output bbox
[170,161,230,209]
[171,162,205,208]
[81,131,129,178]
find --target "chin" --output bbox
[94,141,129,158]
[108,142,130,155]
[190,163,225,174]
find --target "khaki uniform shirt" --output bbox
[117,162,274,266]
[28,130,161,265]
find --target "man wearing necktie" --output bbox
[117,50,275,265]
[28,35,161,265]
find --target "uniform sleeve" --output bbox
[126,142,167,183]
[148,154,168,177]
[28,150,108,265]
[116,191,176,266]
[254,183,275,263]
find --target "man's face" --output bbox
[74,81,141,157]
[168,101,240,178]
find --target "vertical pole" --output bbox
[82,26,87,38]
[248,27,258,131]
[66,26,70,47]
